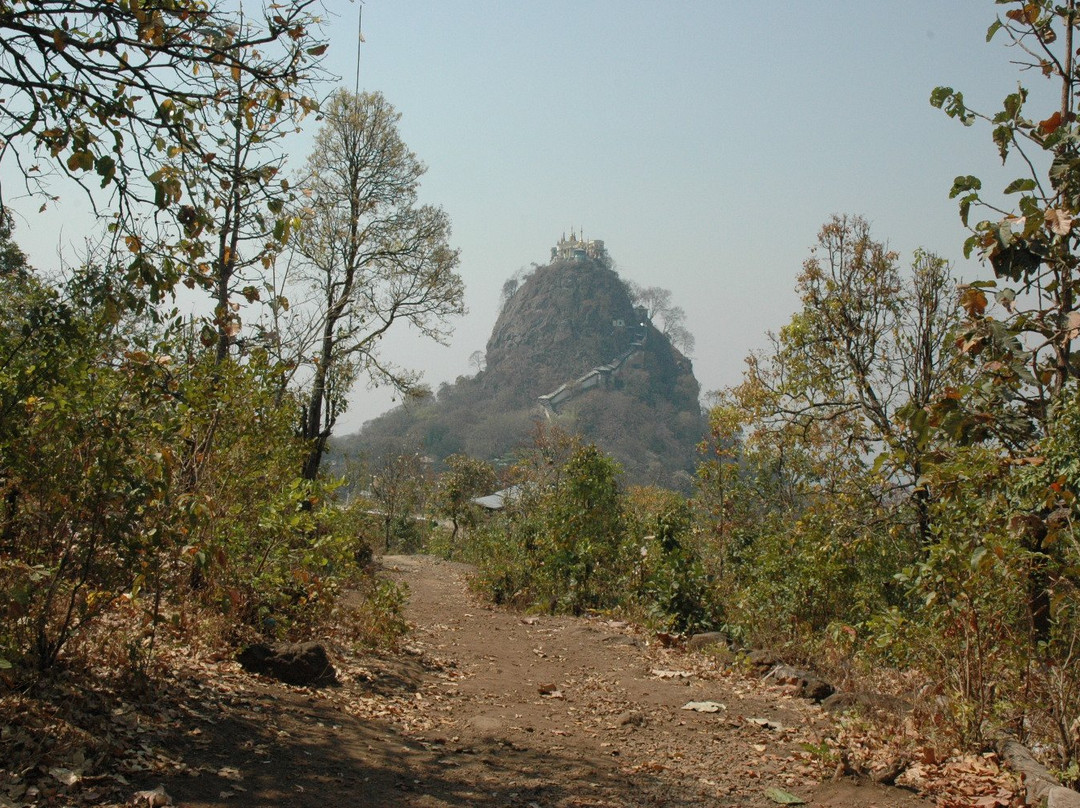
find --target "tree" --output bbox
[626,281,695,355]
[0,210,28,277]
[499,277,519,311]
[932,0,1080,437]
[929,4,1080,751]
[541,444,624,614]
[436,454,497,546]
[0,212,78,454]
[689,223,963,651]
[737,215,963,545]
[371,452,429,553]
[0,1,325,303]
[181,60,312,364]
[293,89,464,480]
[0,214,56,551]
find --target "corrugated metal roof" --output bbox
[471,484,524,510]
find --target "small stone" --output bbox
[682,701,726,713]
[618,711,646,727]
[765,664,834,703]
[821,692,860,713]
[746,649,780,669]
[821,691,910,714]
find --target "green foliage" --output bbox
[369,451,433,553]
[902,2,1080,766]
[623,487,721,633]
[460,432,720,631]
[0,2,326,304]
[695,202,1080,769]
[694,412,917,653]
[932,2,1080,432]
[434,454,497,553]
[0,253,397,674]
[537,444,624,614]
[0,257,174,671]
[0,15,446,686]
[332,575,410,652]
[682,217,955,655]
[687,202,1060,756]
[865,447,1026,746]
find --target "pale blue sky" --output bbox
[318,1,1036,431]
[3,3,1055,432]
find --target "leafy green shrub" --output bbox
[0,282,177,672]
[0,267,397,675]
[433,454,497,557]
[622,487,721,633]
[534,444,624,613]
[462,508,539,609]
[861,447,1025,747]
[460,441,721,631]
[333,576,409,651]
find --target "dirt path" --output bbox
[135,555,933,808]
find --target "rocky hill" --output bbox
[336,248,704,490]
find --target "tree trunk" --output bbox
[215,270,231,363]
[1013,513,1051,648]
[300,326,335,481]
[912,458,932,548]
[301,434,328,482]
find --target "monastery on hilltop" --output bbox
[551,229,607,264]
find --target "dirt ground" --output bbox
[95,554,947,808]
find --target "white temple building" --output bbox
[551,229,607,263]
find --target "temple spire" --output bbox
[552,229,606,264]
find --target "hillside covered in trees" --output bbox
[11,3,1080,807]
[340,244,703,489]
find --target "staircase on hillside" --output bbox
[537,314,649,418]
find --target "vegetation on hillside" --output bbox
[339,256,704,490]
[0,5,461,681]
[8,0,1080,798]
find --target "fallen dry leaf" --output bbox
[48,766,80,786]
[681,701,726,713]
[765,786,806,804]
[132,784,173,806]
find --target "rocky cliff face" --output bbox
[485,260,642,402]
[483,258,698,414]
[345,254,704,489]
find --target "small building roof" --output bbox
[471,484,524,511]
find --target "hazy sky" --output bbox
[317,1,1045,432]
[3,3,1057,433]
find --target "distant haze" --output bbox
[325,2,1036,433]
[2,3,1041,433]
